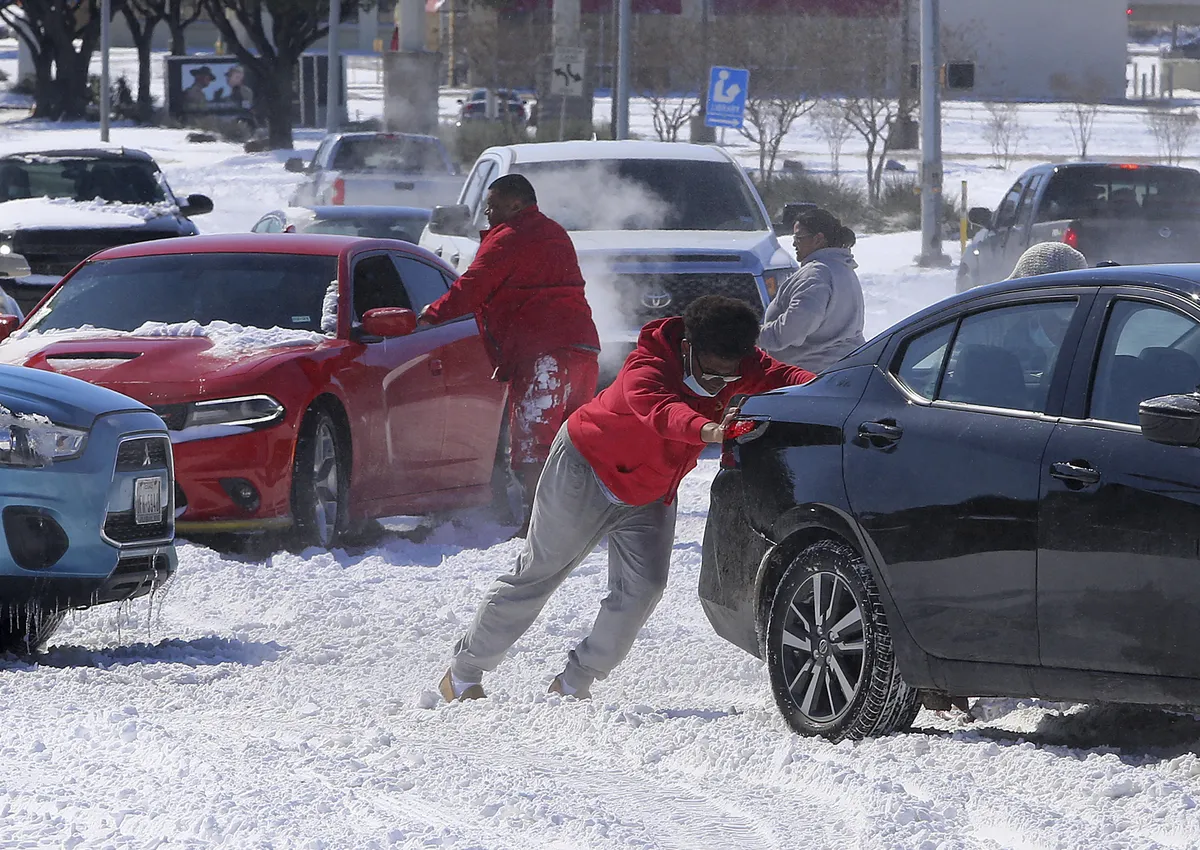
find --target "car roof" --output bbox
[499,140,733,164]
[1027,161,1200,175]
[0,147,155,162]
[87,232,440,263]
[335,132,440,143]
[299,205,432,218]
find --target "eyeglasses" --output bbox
[793,230,815,239]
[700,371,742,384]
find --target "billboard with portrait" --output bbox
[164,56,261,120]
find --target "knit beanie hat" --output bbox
[1008,242,1089,279]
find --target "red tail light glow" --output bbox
[332,177,346,205]
[1117,163,1141,170]
[1063,226,1080,249]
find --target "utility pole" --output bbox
[100,0,111,142]
[326,0,341,132]
[615,0,630,138]
[917,0,948,267]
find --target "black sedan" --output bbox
[702,265,1200,741]
[250,206,431,244]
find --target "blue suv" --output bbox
[0,364,177,652]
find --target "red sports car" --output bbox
[0,234,508,546]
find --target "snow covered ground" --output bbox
[3,44,1200,850]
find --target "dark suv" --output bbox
[0,148,213,314]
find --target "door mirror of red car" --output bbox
[1140,392,1200,447]
[0,315,18,342]
[362,307,416,338]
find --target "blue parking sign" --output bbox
[705,66,749,129]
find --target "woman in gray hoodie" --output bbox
[758,208,865,373]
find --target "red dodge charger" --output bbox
[0,234,508,546]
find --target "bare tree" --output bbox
[982,101,1025,169]
[1051,73,1105,159]
[811,99,854,178]
[648,95,699,143]
[162,0,205,56]
[738,96,814,181]
[843,96,898,202]
[121,0,167,121]
[1146,107,1199,165]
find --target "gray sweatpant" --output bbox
[450,424,677,692]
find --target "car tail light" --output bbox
[332,177,346,205]
[1063,226,1079,249]
[1117,163,1140,169]
[720,418,769,470]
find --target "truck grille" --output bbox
[611,273,764,325]
[12,229,180,277]
[115,436,171,472]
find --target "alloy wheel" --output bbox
[311,420,340,548]
[777,571,867,723]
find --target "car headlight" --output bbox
[762,268,794,300]
[0,412,87,468]
[174,395,285,431]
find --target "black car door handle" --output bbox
[858,420,903,443]
[1049,461,1101,485]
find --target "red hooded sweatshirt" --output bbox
[567,317,815,506]
[421,205,600,374]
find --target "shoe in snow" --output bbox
[439,669,485,702]
[548,675,590,699]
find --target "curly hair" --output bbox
[683,295,761,360]
[795,207,856,249]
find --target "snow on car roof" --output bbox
[0,146,154,162]
[0,197,176,229]
[502,140,734,164]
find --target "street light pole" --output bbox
[917,0,948,267]
[100,0,111,142]
[615,0,630,139]
[326,0,342,132]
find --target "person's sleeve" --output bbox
[623,362,711,445]
[422,230,515,323]
[757,266,833,354]
[746,350,816,392]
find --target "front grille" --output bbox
[112,554,167,577]
[115,437,170,472]
[611,273,764,325]
[13,229,180,276]
[103,509,170,544]
[102,553,172,603]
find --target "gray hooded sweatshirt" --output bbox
[758,247,866,373]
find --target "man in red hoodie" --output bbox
[418,174,600,533]
[439,295,815,702]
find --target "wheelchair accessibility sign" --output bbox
[705,66,749,129]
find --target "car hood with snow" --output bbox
[0,360,151,429]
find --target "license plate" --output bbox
[134,477,162,525]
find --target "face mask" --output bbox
[683,347,718,398]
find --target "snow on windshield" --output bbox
[0,197,177,229]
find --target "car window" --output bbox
[993,178,1028,230]
[458,157,493,209]
[252,216,282,233]
[1037,165,1200,222]
[894,321,955,400]
[391,255,449,312]
[353,253,411,318]
[938,300,1077,412]
[331,135,446,174]
[471,160,499,229]
[1014,174,1042,229]
[0,156,166,204]
[1089,299,1200,425]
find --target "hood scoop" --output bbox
[44,351,142,370]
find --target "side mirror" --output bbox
[0,315,17,342]
[1139,392,1200,447]
[429,204,472,237]
[0,252,31,279]
[285,157,308,173]
[362,307,416,338]
[179,193,213,217]
[967,207,994,229]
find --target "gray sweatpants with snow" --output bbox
[450,424,677,692]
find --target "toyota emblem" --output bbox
[1160,226,1173,239]
[642,292,673,309]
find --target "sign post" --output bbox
[551,46,586,141]
[704,65,749,132]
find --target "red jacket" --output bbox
[567,317,815,506]
[422,205,600,373]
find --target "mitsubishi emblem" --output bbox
[142,443,154,468]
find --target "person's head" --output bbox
[1008,241,1088,279]
[792,208,856,261]
[485,174,537,227]
[190,66,215,87]
[681,295,761,395]
[225,65,245,86]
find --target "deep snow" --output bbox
[0,43,1200,850]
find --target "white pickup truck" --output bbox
[419,140,798,377]
[285,132,464,209]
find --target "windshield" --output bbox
[511,158,768,232]
[331,136,447,174]
[0,156,168,204]
[1037,166,1200,221]
[24,253,339,334]
[304,213,430,242]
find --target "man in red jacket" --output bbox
[439,295,815,702]
[419,174,600,534]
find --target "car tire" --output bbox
[488,404,520,525]
[0,607,65,654]
[765,539,919,741]
[291,407,349,549]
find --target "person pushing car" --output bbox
[438,295,815,703]
[417,174,600,536]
